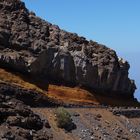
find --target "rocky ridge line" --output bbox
[0,0,136,98]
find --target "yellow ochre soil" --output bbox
[0,68,139,107]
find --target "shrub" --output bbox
[55,107,76,131]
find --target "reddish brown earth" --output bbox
[0,67,140,139]
[33,107,140,140]
[0,68,138,107]
[0,1,139,139]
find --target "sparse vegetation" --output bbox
[55,107,76,131]
[0,68,138,106]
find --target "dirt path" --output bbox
[33,107,140,140]
[33,108,78,140]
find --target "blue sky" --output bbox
[22,0,140,100]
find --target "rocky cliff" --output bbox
[0,0,136,98]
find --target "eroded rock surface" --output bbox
[0,0,136,98]
[0,82,53,140]
[0,81,59,107]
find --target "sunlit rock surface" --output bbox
[0,0,136,98]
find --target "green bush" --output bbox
[55,107,74,131]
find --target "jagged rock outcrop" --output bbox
[0,81,60,107]
[0,82,53,140]
[0,0,136,98]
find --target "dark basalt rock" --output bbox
[0,81,60,107]
[0,83,53,140]
[110,108,140,118]
[0,0,136,98]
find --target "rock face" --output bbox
[0,81,60,107]
[0,82,53,140]
[0,0,136,98]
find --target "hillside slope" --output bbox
[0,1,140,139]
[33,107,140,140]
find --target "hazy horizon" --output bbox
[22,0,140,100]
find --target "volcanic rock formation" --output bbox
[0,0,136,98]
[0,82,53,140]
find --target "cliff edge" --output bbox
[0,0,136,99]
